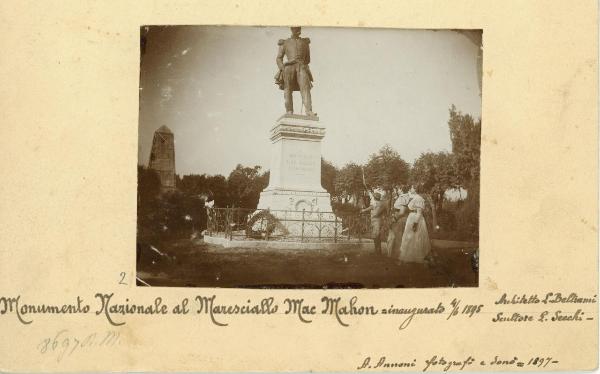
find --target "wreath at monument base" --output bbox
[245,210,289,239]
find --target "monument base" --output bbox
[256,114,341,238]
[257,188,334,213]
[257,188,341,238]
[204,234,374,251]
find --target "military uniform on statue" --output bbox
[275,27,316,116]
[257,26,340,238]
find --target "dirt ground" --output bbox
[136,238,478,288]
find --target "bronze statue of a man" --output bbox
[275,27,316,116]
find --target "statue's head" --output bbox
[290,27,301,37]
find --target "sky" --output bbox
[138,26,482,176]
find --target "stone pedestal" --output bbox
[257,114,340,237]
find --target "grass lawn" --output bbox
[137,238,478,288]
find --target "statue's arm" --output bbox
[276,40,285,70]
[305,38,311,64]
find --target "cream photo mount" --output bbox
[0,1,597,372]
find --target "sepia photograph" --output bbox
[1,1,598,371]
[136,25,482,288]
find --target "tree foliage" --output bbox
[321,158,338,196]
[137,165,161,204]
[334,162,365,205]
[178,173,230,207]
[137,166,162,242]
[410,151,458,213]
[448,105,481,188]
[447,105,481,239]
[227,164,269,209]
[364,144,410,196]
[177,174,207,195]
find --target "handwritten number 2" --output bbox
[118,272,127,285]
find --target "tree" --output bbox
[160,191,206,237]
[256,169,270,197]
[177,174,207,196]
[227,164,268,209]
[177,173,231,207]
[205,174,230,207]
[448,105,481,189]
[138,167,206,243]
[334,163,365,206]
[447,105,481,239]
[137,166,162,242]
[411,151,458,213]
[321,158,337,196]
[137,165,161,205]
[364,144,410,199]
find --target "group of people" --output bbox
[362,185,432,264]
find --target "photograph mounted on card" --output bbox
[0,1,597,373]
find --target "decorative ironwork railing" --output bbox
[205,207,373,243]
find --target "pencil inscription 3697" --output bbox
[36,330,120,362]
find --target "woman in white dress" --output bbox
[399,186,431,263]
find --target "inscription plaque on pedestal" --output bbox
[257,114,341,237]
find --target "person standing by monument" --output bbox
[275,27,316,116]
[386,188,411,261]
[361,191,387,255]
[399,185,432,263]
[360,168,388,255]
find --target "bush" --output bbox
[454,196,479,241]
[436,208,457,232]
[428,194,478,242]
[332,201,360,217]
[137,190,207,245]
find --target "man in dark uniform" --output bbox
[275,27,316,116]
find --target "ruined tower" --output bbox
[148,125,176,192]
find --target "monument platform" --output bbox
[204,234,375,251]
[256,114,341,237]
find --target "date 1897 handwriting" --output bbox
[357,355,559,371]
